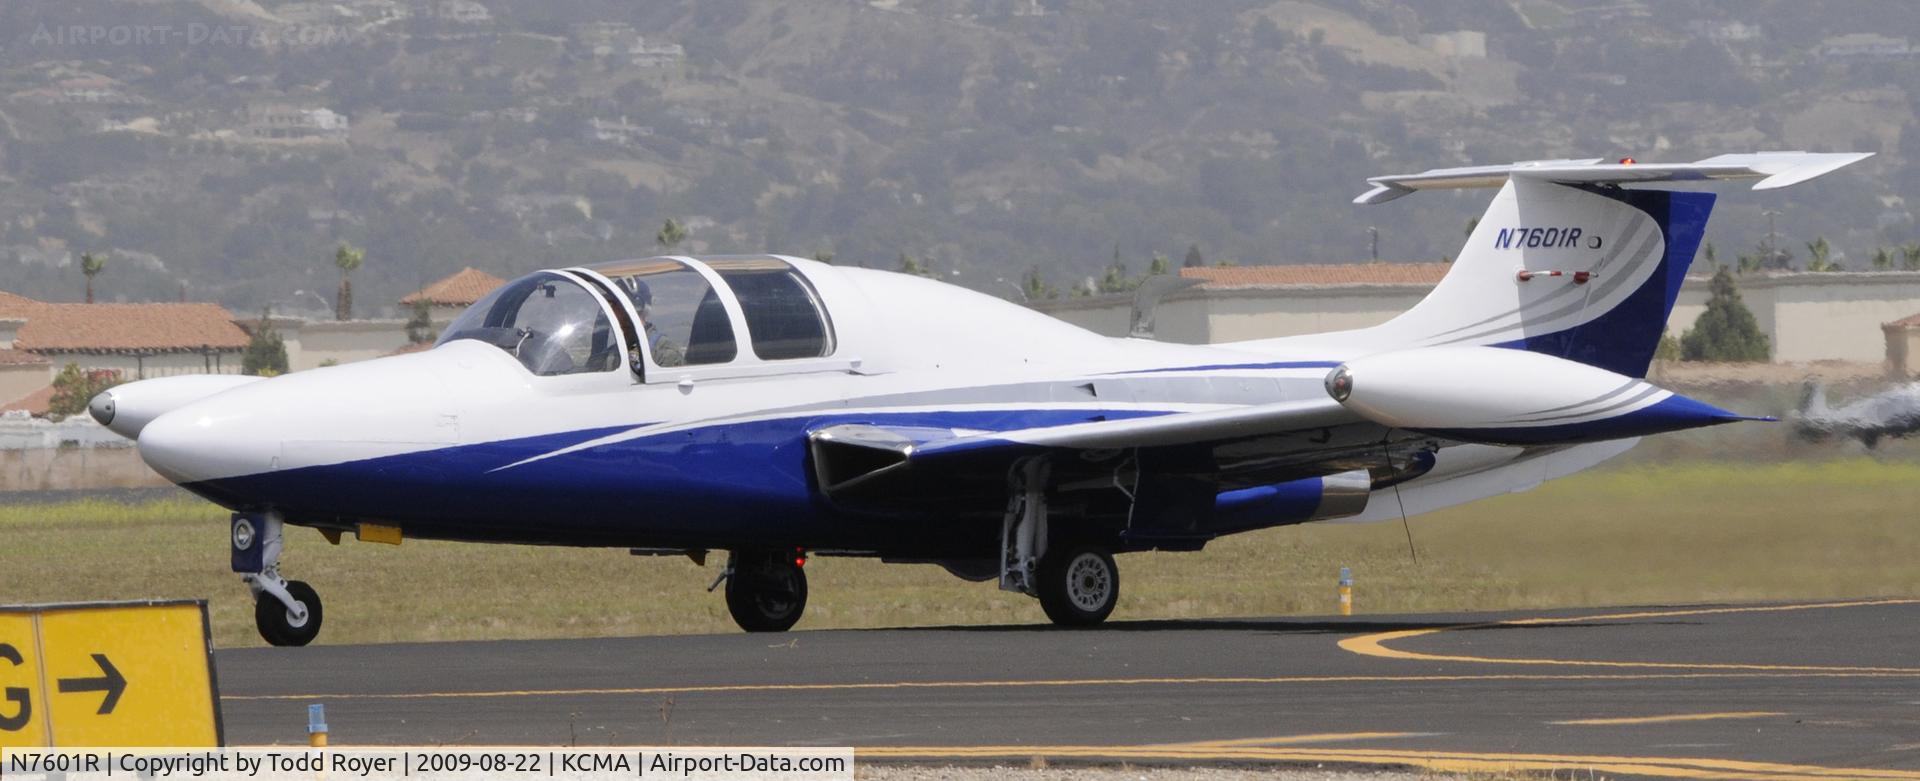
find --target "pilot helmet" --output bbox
[629,279,653,308]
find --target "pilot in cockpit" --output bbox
[629,280,685,368]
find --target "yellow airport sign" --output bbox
[0,600,221,748]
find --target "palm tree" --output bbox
[896,252,931,277]
[333,242,364,321]
[1804,236,1838,272]
[656,218,687,250]
[80,252,106,303]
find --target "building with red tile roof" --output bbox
[401,267,506,307]
[0,384,55,417]
[0,291,43,319]
[401,267,508,330]
[0,291,253,406]
[13,302,249,354]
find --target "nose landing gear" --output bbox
[720,549,808,633]
[255,579,323,647]
[232,513,324,646]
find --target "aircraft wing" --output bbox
[807,398,1363,500]
[921,398,1353,454]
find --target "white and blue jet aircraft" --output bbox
[90,152,1867,645]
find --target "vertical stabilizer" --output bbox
[1255,153,1869,378]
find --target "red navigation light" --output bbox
[1619,157,1637,165]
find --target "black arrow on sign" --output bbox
[57,654,125,715]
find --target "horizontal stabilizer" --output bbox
[1354,151,1872,205]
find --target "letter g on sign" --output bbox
[0,643,28,732]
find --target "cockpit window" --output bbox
[436,272,621,376]
[706,258,834,360]
[586,259,737,367]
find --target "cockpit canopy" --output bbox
[436,256,834,378]
[436,271,620,376]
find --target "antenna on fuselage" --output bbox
[1382,442,1419,565]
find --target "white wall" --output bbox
[1664,272,1920,363]
[0,415,129,449]
[1031,286,1426,344]
[1035,298,1133,338]
[0,363,50,404]
[1203,288,1425,343]
[39,351,243,379]
[279,318,413,371]
[1771,278,1920,362]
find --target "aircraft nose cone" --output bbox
[137,409,212,485]
[137,405,276,486]
[88,391,116,426]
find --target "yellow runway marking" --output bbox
[860,744,1920,781]
[1145,731,1423,748]
[1339,598,1920,672]
[220,668,1920,702]
[1551,711,1786,726]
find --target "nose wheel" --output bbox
[722,549,808,632]
[232,512,325,646]
[255,580,323,647]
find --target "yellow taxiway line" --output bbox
[221,667,1920,702]
[859,743,1920,781]
[1338,598,1920,672]
[1142,731,1425,749]
[1551,711,1786,726]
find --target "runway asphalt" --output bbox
[216,598,1920,780]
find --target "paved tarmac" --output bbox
[216,599,1920,780]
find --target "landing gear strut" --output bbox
[722,549,808,633]
[999,458,1120,627]
[232,513,323,646]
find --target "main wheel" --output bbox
[255,580,323,647]
[724,552,808,633]
[1038,545,1119,627]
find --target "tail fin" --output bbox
[1339,153,1870,378]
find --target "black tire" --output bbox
[1038,545,1119,627]
[724,552,808,633]
[255,580,323,647]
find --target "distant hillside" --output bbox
[0,0,1914,313]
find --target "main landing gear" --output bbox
[232,513,324,646]
[717,548,809,633]
[1000,458,1121,627]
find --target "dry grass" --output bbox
[0,459,1917,648]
